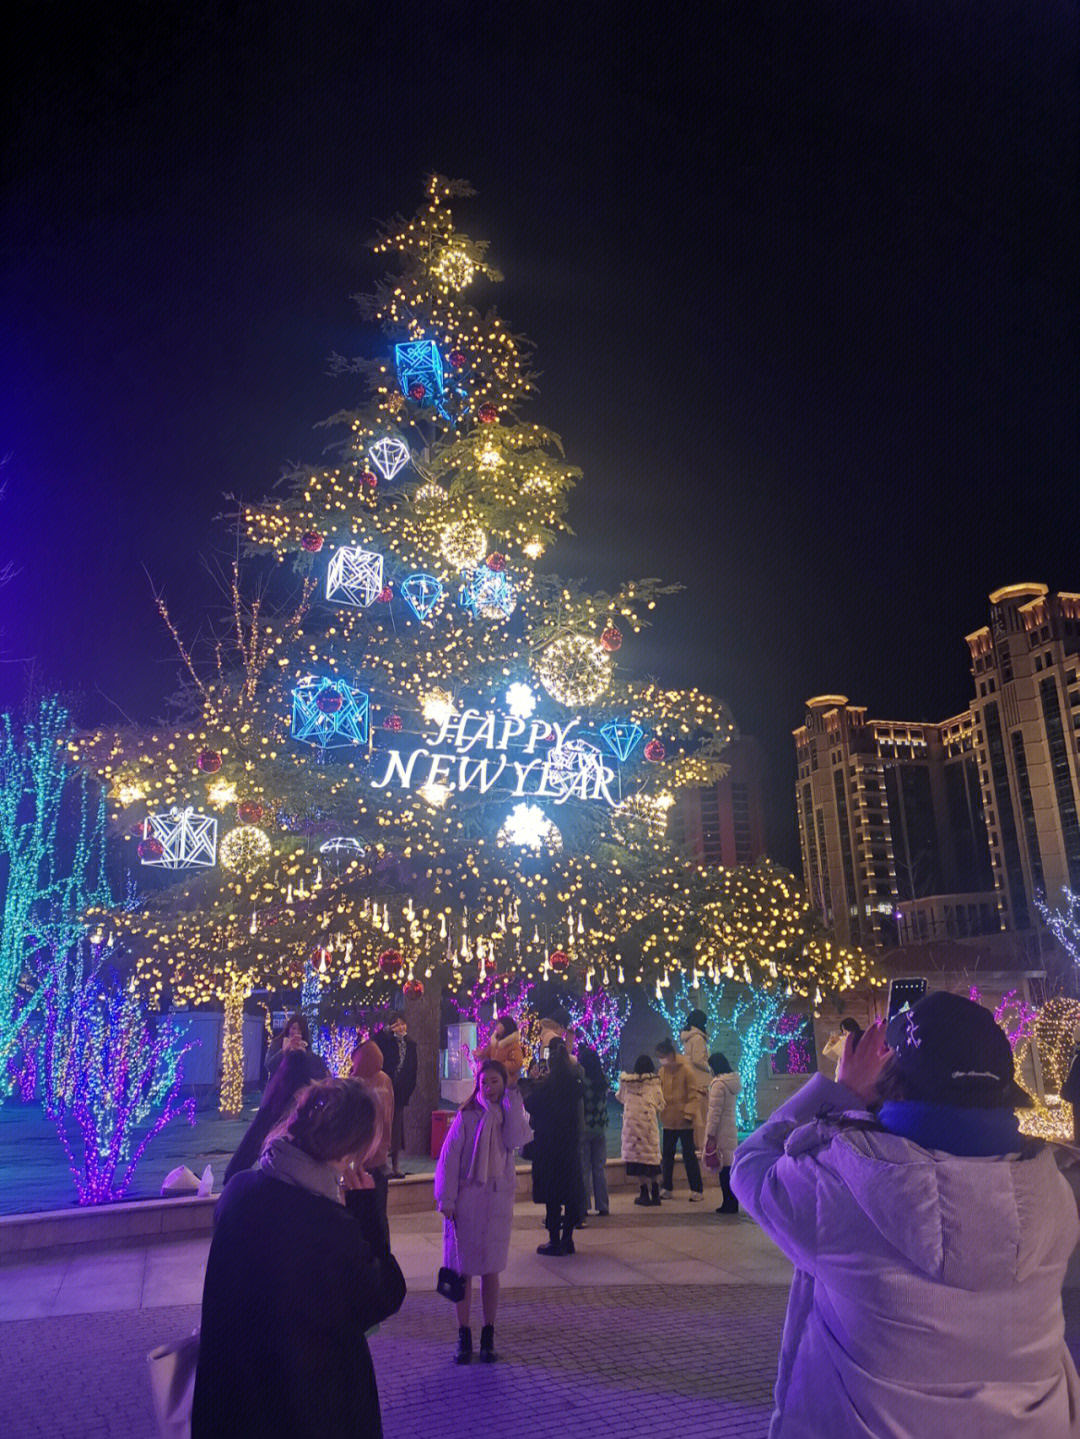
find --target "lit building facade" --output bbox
[966,584,1080,930]
[793,698,994,946]
[671,736,768,868]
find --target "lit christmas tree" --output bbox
[77,178,873,1115]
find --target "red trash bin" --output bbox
[430,1109,455,1159]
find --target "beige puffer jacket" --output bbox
[616,1072,662,1166]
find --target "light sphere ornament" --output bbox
[497,802,562,854]
[403,978,425,998]
[197,749,222,773]
[219,824,272,878]
[549,950,570,973]
[505,682,537,720]
[600,625,623,652]
[368,436,410,481]
[440,517,487,571]
[535,634,612,707]
[300,530,324,553]
[413,481,449,513]
[431,242,476,291]
[378,948,404,974]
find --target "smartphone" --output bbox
[886,977,927,1021]
[541,1045,550,1061]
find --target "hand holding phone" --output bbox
[886,977,927,1022]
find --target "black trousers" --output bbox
[718,1164,739,1213]
[661,1127,703,1193]
[545,1201,579,1240]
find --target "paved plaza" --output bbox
[4,1187,1080,1439]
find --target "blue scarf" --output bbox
[877,1101,1022,1157]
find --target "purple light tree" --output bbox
[32,938,196,1204]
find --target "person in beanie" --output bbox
[703,1051,740,1215]
[523,1039,585,1254]
[680,1008,711,1146]
[732,991,1080,1438]
[616,1055,664,1206]
[655,1038,704,1200]
[434,1059,532,1365]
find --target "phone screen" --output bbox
[541,1046,550,1061]
[887,977,927,1021]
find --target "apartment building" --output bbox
[670,736,768,868]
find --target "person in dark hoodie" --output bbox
[224,1046,328,1184]
[732,992,1080,1438]
[192,1077,406,1439]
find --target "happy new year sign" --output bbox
[371,708,618,805]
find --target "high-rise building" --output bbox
[793,698,994,946]
[671,736,768,868]
[794,584,1080,947]
[966,584,1080,930]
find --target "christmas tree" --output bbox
[77,178,873,1115]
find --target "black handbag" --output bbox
[436,1265,467,1302]
[436,1217,467,1302]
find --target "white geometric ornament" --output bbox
[548,738,605,785]
[141,806,218,869]
[327,547,384,608]
[368,437,410,481]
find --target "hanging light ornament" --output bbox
[413,481,449,513]
[368,436,411,481]
[535,634,612,706]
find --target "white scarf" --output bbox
[466,1092,507,1186]
[260,1136,344,1204]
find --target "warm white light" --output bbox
[497,802,561,852]
[505,682,537,719]
[535,634,611,706]
[477,444,502,471]
[419,781,451,808]
[422,689,455,727]
[523,538,544,560]
[440,518,487,570]
[219,825,272,877]
[368,436,410,480]
[115,782,146,806]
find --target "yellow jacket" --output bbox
[659,1055,698,1129]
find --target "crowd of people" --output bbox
[188,992,1080,1438]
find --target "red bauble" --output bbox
[237,800,264,825]
[360,471,379,489]
[376,585,394,603]
[197,749,222,773]
[549,950,570,972]
[316,689,344,714]
[484,955,498,974]
[403,978,425,998]
[485,552,506,572]
[383,714,403,732]
[312,947,333,975]
[643,739,666,762]
[300,530,324,553]
[138,837,164,860]
[449,350,466,370]
[477,403,498,423]
[408,383,427,401]
[600,625,623,652]
[378,948,404,973]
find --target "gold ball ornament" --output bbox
[440,517,487,570]
[219,825,272,878]
[535,634,612,706]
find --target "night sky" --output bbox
[2,2,1077,867]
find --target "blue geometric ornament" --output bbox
[459,567,516,620]
[400,573,444,621]
[600,720,643,763]
[292,677,370,750]
[368,437,410,481]
[395,341,447,417]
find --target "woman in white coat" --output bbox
[703,1052,740,1214]
[616,1055,664,1207]
[434,1059,532,1365]
[732,992,1080,1438]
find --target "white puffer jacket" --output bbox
[616,1072,662,1166]
[705,1071,741,1160]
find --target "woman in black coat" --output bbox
[523,1039,585,1255]
[192,1077,407,1439]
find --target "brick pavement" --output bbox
[6,1285,1080,1439]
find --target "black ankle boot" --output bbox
[650,1183,662,1206]
[454,1326,472,1365]
[560,1224,575,1255]
[479,1323,497,1362]
[634,1183,651,1206]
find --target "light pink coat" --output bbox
[434,1088,532,1276]
[732,1073,1080,1438]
